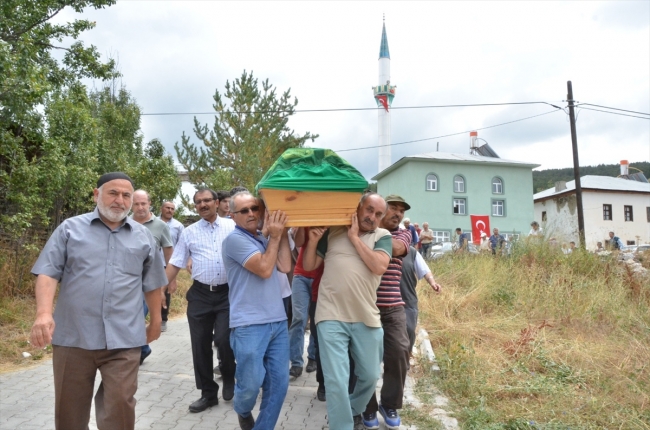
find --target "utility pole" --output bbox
[567,81,585,248]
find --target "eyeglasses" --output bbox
[232,205,260,215]
[194,198,214,205]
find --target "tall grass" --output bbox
[418,243,650,429]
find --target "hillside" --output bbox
[532,161,650,193]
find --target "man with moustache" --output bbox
[222,191,292,430]
[303,192,392,430]
[131,190,173,363]
[30,172,167,430]
[362,195,412,430]
[164,188,236,412]
[159,200,184,332]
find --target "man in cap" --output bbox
[402,218,419,247]
[303,192,392,430]
[362,194,412,430]
[30,172,167,430]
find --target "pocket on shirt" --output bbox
[123,248,148,275]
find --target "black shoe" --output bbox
[289,365,303,378]
[222,378,234,401]
[188,396,218,413]
[238,413,255,430]
[306,358,317,373]
[316,386,326,402]
[352,414,365,430]
[139,349,151,365]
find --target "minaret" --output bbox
[373,17,396,173]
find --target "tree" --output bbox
[176,70,318,194]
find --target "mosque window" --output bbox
[492,177,503,194]
[454,175,465,193]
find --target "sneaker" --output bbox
[289,365,303,378]
[362,412,379,429]
[237,413,255,430]
[306,358,317,373]
[378,404,400,429]
[353,414,365,430]
[161,321,167,332]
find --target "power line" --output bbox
[576,107,650,120]
[575,103,649,116]
[140,101,560,116]
[337,108,563,153]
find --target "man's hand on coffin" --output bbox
[267,210,288,239]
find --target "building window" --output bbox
[624,205,633,221]
[627,240,636,245]
[603,204,612,221]
[432,230,450,242]
[542,211,547,222]
[453,198,466,215]
[426,174,438,191]
[647,207,650,222]
[492,200,505,217]
[492,177,503,194]
[453,175,465,193]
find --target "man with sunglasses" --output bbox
[164,188,236,413]
[223,191,292,430]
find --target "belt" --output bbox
[194,280,228,292]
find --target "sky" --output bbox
[57,1,650,182]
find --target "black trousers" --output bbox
[161,291,171,322]
[186,282,235,398]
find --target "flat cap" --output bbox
[385,194,411,211]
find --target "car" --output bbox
[426,241,479,260]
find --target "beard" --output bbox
[97,195,132,223]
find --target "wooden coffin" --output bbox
[259,188,361,227]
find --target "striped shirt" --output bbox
[169,216,235,285]
[376,228,411,307]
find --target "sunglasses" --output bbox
[232,205,260,215]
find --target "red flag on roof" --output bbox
[470,215,490,245]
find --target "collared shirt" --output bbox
[223,227,286,328]
[169,215,235,285]
[161,216,185,246]
[31,208,167,350]
[139,214,173,251]
[489,234,505,249]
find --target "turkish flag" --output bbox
[376,95,389,112]
[470,215,490,245]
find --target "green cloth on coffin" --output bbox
[256,148,368,192]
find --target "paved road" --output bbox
[0,317,416,429]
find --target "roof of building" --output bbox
[372,151,540,180]
[534,175,650,201]
[379,22,390,59]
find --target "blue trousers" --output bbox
[230,321,289,430]
[317,320,383,429]
[288,275,313,367]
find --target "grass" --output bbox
[417,243,650,429]
[0,258,193,373]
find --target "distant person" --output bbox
[165,188,236,413]
[594,241,605,253]
[403,218,419,247]
[217,190,231,218]
[30,172,166,430]
[529,221,543,237]
[131,189,174,363]
[489,228,505,255]
[419,222,434,258]
[569,241,576,252]
[608,231,624,250]
[455,227,470,252]
[223,191,292,430]
[479,232,490,252]
[159,200,184,332]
